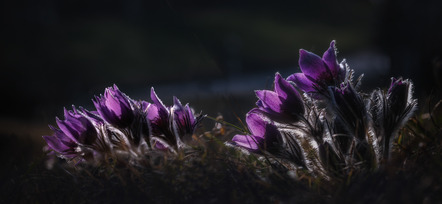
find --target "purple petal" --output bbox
[43,136,72,153]
[93,95,124,127]
[299,49,328,80]
[274,73,301,100]
[173,96,183,109]
[154,140,168,150]
[185,104,195,125]
[232,134,261,150]
[105,89,124,117]
[93,95,117,124]
[255,90,282,113]
[245,111,267,137]
[287,73,315,92]
[150,87,169,118]
[150,87,167,111]
[274,73,289,99]
[56,117,79,143]
[146,103,159,121]
[79,106,104,124]
[140,101,151,112]
[52,127,76,147]
[322,40,339,76]
[112,85,132,109]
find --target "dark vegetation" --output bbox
[1,97,441,203]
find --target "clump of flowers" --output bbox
[42,40,417,181]
[230,41,417,178]
[43,85,204,165]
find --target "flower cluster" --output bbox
[42,40,417,178]
[231,41,417,178]
[43,85,204,164]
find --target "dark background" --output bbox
[1,0,441,148]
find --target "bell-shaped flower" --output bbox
[287,40,346,95]
[148,88,171,132]
[93,84,135,128]
[255,73,304,122]
[43,107,98,159]
[232,109,282,151]
[171,96,203,139]
[43,127,78,159]
[147,87,177,148]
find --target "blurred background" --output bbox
[1,0,441,151]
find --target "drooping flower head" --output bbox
[93,84,135,128]
[255,73,304,122]
[288,40,346,95]
[43,106,98,159]
[232,109,282,151]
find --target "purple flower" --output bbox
[148,87,171,132]
[255,73,304,122]
[232,109,282,151]
[43,127,78,159]
[147,88,204,150]
[93,84,135,128]
[147,87,177,148]
[171,96,203,138]
[43,107,98,158]
[287,40,345,94]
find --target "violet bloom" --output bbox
[148,87,171,133]
[43,107,98,158]
[148,87,176,148]
[93,84,135,128]
[232,109,282,151]
[255,73,304,122]
[287,40,346,95]
[171,96,203,138]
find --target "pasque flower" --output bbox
[93,84,135,128]
[43,107,98,159]
[147,87,204,150]
[370,77,417,160]
[255,73,304,122]
[146,88,174,149]
[287,40,346,94]
[329,83,367,141]
[171,96,203,138]
[232,109,282,151]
